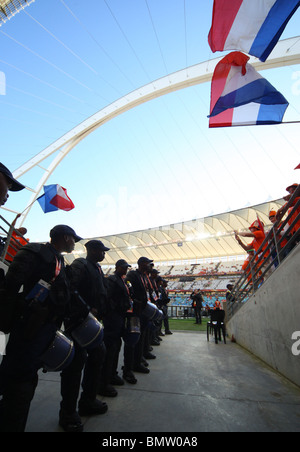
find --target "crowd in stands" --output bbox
[101,260,242,316]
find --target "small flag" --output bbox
[256,215,265,234]
[37,184,75,213]
[208,52,289,128]
[208,0,300,62]
[295,164,300,170]
[249,217,265,234]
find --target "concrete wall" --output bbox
[227,244,300,388]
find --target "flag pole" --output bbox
[20,197,40,216]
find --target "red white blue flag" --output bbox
[37,184,75,213]
[208,52,289,128]
[208,0,300,62]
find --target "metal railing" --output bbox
[227,185,300,320]
[0,215,29,264]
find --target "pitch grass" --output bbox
[168,317,208,333]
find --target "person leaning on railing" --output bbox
[267,210,290,268]
[234,221,267,285]
[276,183,300,252]
[5,227,29,263]
[240,249,257,286]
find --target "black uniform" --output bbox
[60,257,107,417]
[126,269,149,370]
[191,291,204,324]
[100,272,139,388]
[0,243,70,432]
[148,274,161,345]
[159,284,172,333]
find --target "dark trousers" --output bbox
[133,316,148,366]
[101,312,124,387]
[101,338,122,387]
[164,314,170,331]
[0,320,57,432]
[194,307,202,324]
[60,341,106,414]
[101,313,140,381]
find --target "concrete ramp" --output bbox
[25,331,300,433]
[228,244,300,388]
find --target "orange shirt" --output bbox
[5,231,27,262]
[274,223,288,249]
[242,256,251,272]
[250,230,266,253]
[242,256,254,282]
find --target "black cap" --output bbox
[116,259,131,268]
[0,163,25,192]
[50,225,82,242]
[85,240,110,251]
[150,268,160,274]
[137,257,153,266]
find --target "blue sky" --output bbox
[1,0,300,242]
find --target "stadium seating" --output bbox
[101,259,243,316]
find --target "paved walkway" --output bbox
[25,331,300,433]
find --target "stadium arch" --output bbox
[13,36,300,226]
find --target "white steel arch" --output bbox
[15,36,300,225]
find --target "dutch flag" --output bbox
[208,0,300,62]
[37,184,75,213]
[208,52,289,128]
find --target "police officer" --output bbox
[226,284,235,303]
[0,163,25,286]
[191,290,204,324]
[59,239,110,432]
[99,259,139,393]
[0,224,81,432]
[157,278,172,335]
[0,162,25,207]
[126,257,153,374]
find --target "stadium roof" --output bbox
[0,0,34,25]
[65,198,285,266]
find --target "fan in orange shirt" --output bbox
[277,183,300,236]
[235,219,267,254]
[5,227,29,263]
[235,218,269,282]
[241,249,256,285]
